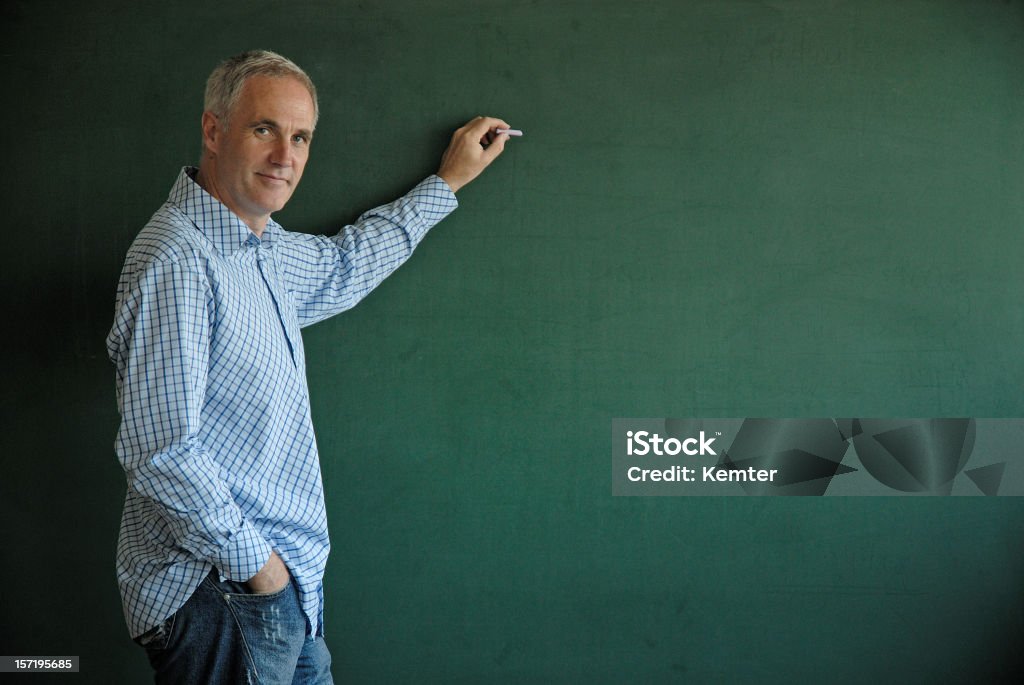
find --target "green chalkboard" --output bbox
[3,0,1024,681]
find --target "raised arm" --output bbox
[278,116,513,325]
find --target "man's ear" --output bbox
[201,111,221,156]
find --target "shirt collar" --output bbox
[167,166,281,254]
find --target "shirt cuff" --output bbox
[413,174,459,223]
[209,520,274,582]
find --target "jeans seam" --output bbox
[209,578,261,682]
[162,612,177,650]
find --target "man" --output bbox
[106,50,510,683]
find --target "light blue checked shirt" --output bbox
[107,167,457,638]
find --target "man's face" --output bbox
[202,75,315,232]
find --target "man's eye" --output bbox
[255,127,271,136]
[292,135,307,144]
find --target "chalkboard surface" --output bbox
[3,1,1024,681]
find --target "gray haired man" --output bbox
[107,49,511,683]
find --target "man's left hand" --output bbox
[437,116,511,193]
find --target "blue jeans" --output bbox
[135,570,333,684]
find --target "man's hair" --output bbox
[204,49,319,129]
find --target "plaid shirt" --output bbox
[107,167,456,637]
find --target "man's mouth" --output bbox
[257,172,288,184]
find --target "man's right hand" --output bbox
[246,550,291,594]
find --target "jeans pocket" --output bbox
[212,574,293,602]
[133,612,177,651]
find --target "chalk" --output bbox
[495,128,523,137]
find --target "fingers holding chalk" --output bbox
[438,116,517,192]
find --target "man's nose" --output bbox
[270,137,292,167]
